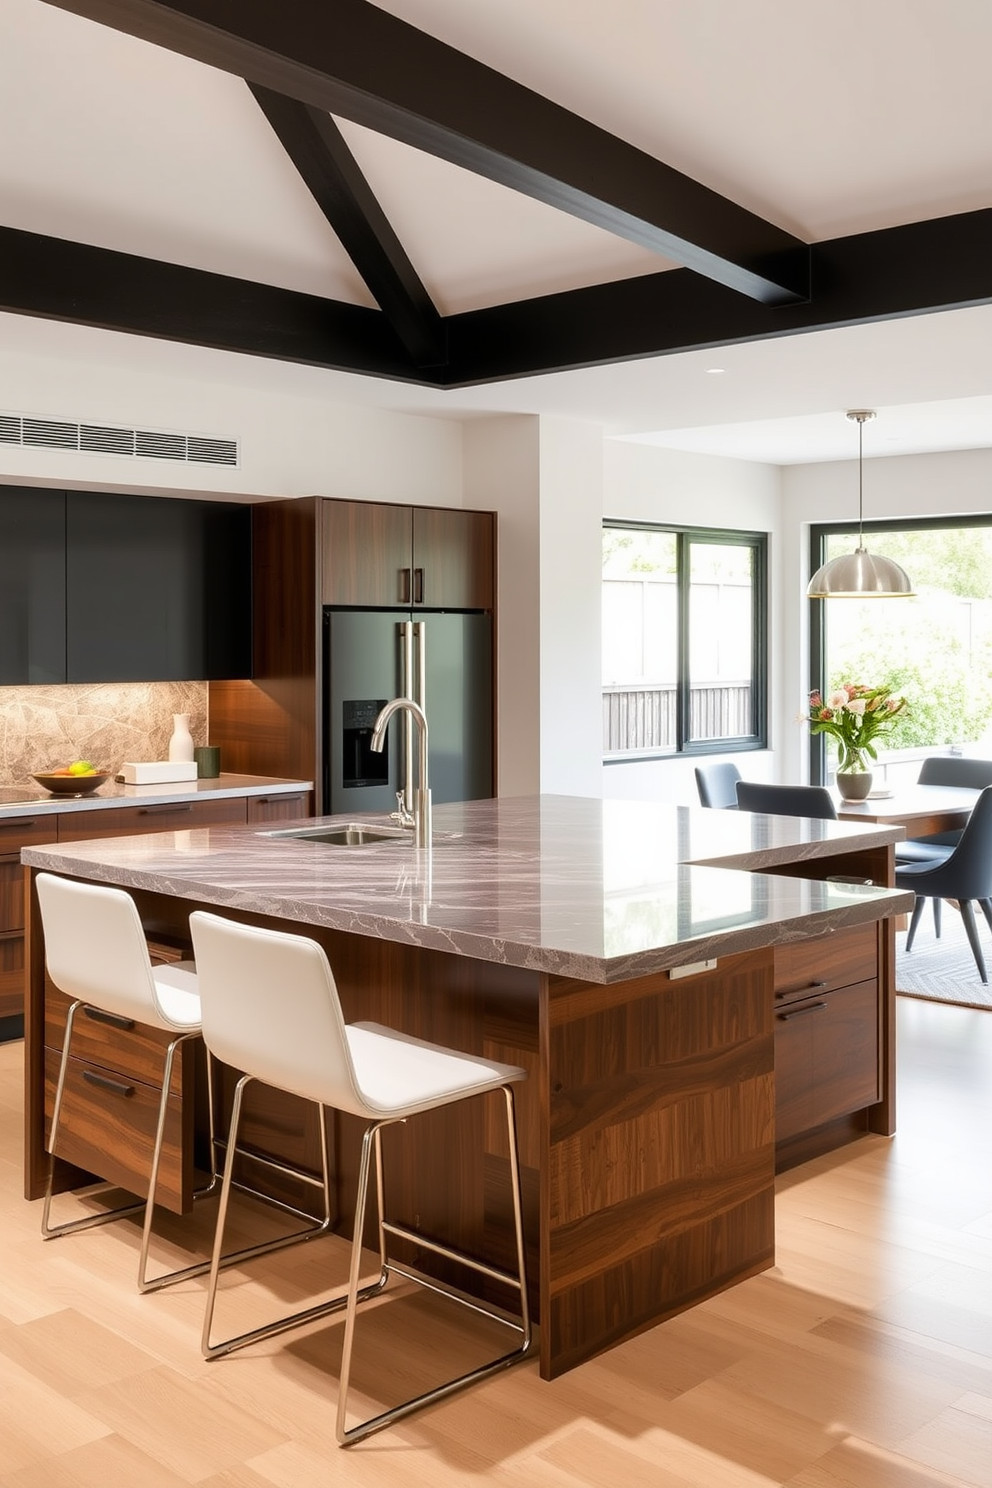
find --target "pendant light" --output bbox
[807,410,914,598]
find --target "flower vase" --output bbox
[168,713,195,763]
[836,766,873,801]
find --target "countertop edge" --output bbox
[0,775,313,819]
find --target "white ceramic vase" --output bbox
[168,713,195,762]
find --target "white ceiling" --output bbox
[2,0,991,463]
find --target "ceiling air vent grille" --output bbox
[0,412,239,467]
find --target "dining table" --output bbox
[833,782,979,836]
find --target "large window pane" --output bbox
[604,523,765,758]
[688,541,755,741]
[602,529,678,754]
[813,521,992,781]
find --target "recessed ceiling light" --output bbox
[705,367,726,375]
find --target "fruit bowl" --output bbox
[32,772,110,796]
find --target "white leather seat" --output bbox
[35,873,331,1292]
[188,909,532,1447]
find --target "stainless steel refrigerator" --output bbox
[323,608,493,815]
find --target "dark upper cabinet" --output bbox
[0,486,251,685]
[66,492,251,682]
[321,499,494,610]
[0,487,67,684]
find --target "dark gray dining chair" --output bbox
[896,784,992,983]
[896,755,992,864]
[735,781,838,821]
[694,762,741,809]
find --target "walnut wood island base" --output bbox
[21,795,912,1380]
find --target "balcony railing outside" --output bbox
[603,682,752,754]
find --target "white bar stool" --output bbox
[188,910,532,1446]
[36,873,332,1292]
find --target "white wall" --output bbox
[538,417,604,797]
[463,416,542,797]
[463,414,604,799]
[781,446,992,783]
[601,440,782,804]
[0,319,463,505]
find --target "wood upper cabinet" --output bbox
[321,499,494,610]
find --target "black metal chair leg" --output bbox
[958,900,988,983]
[904,895,927,953]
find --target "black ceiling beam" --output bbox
[40,0,810,307]
[3,211,989,388]
[0,226,422,382]
[443,208,992,384]
[248,83,446,369]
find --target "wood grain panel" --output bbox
[45,986,190,1096]
[43,1047,192,1214]
[774,919,877,1002]
[0,933,25,1019]
[542,953,776,1377]
[412,506,494,610]
[244,791,312,824]
[209,496,320,793]
[548,1191,774,1377]
[0,857,27,933]
[55,796,245,842]
[321,498,411,606]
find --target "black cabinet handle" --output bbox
[400,567,412,604]
[137,804,193,816]
[82,1070,135,1098]
[413,567,425,604]
[775,979,827,1000]
[83,1006,135,1031]
[779,1002,828,1021]
[1,819,36,829]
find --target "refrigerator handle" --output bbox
[399,621,415,815]
[414,620,426,714]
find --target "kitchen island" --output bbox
[22,794,911,1378]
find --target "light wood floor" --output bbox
[1,997,990,1487]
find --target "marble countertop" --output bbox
[21,794,913,983]
[0,773,312,820]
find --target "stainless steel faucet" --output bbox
[371,698,432,849]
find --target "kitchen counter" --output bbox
[20,793,908,983]
[21,794,910,1380]
[0,772,313,821]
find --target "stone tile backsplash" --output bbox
[0,682,208,782]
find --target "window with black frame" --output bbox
[603,522,767,760]
[808,515,992,785]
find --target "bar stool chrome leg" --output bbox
[201,1074,379,1359]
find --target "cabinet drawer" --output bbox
[0,814,60,856]
[57,796,246,842]
[0,935,25,1020]
[44,1047,192,1213]
[773,920,877,1004]
[246,791,311,824]
[45,986,189,1094]
[775,978,880,1142]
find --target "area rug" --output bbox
[895,907,992,1010]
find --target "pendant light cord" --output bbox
[857,415,864,548]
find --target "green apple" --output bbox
[68,759,96,776]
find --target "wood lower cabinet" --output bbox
[1,816,60,1024]
[773,921,881,1164]
[56,795,247,842]
[246,790,310,825]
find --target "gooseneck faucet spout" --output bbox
[371,698,432,849]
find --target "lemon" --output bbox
[68,760,96,776]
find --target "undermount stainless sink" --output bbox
[263,822,414,847]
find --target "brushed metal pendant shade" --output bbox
[807,411,915,598]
